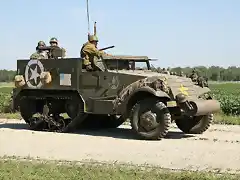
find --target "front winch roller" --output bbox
[174,94,220,134]
[187,99,220,116]
[190,99,221,116]
[175,93,221,116]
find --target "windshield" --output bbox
[104,59,150,70]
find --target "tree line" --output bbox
[0,70,16,82]
[152,66,240,81]
[0,65,239,82]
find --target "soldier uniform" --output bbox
[162,68,170,74]
[180,71,185,77]
[49,37,66,58]
[189,69,198,82]
[30,41,48,59]
[80,35,111,71]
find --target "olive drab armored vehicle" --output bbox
[12,51,221,140]
[12,23,220,140]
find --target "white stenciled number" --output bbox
[24,60,44,88]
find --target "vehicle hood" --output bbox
[108,70,211,100]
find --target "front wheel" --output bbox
[175,113,213,134]
[130,97,171,140]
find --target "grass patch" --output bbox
[0,82,14,87]
[0,87,13,93]
[0,159,239,180]
[214,113,240,125]
[0,113,21,119]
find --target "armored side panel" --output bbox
[13,58,83,111]
[16,58,81,90]
[78,71,145,114]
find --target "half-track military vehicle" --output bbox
[12,45,221,140]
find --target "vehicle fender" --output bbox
[115,86,171,114]
[130,86,171,99]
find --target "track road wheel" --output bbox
[130,97,171,140]
[175,113,213,134]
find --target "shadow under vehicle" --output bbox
[12,47,221,140]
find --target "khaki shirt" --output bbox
[80,42,107,66]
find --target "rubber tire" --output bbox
[130,97,171,140]
[81,115,125,129]
[175,113,213,134]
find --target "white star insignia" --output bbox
[29,66,40,84]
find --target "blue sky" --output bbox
[0,0,239,70]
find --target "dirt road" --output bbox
[0,119,240,173]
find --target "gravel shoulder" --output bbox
[0,119,240,174]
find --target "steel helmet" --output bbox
[49,37,58,43]
[38,41,46,46]
[89,35,98,42]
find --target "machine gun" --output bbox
[99,45,115,51]
[37,46,64,59]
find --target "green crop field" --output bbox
[209,83,240,116]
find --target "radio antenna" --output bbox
[86,0,90,40]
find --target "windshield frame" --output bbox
[103,59,151,71]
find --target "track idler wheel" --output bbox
[28,117,47,131]
[46,115,67,132]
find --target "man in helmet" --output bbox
[180,71,186,77]
[30,41,48,59]
[189,68,198,82]
[49,37,66,58]
[162,68,170,74]
[80,35,111,71]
